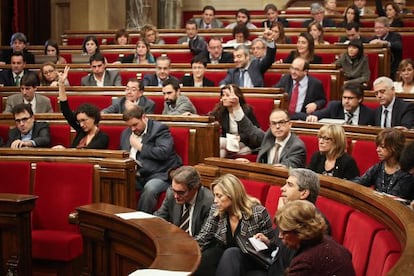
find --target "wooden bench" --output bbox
[194,157,414,276]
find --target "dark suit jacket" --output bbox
[262,18,289,28]
[308,152,360,180]
[7,121,50,147]
[219,45,277,87]
[118,53,155,64]
[0,70,37,87]
[81,70,122,86]
[154,186,214,236]
[181,75,215,87]
[338,36,370,44]
[177,36,207,56]
[274,74,326,120]
[101,95,156,114]
[60,100,109,149]
[302,18,336,28]
[0,49,35,64]
[283,51,322,64]
[196,51,234,64]
[142,74,179,87]
[370,32,402,79]
[312,101,375,125]
[120,119,182,186]
[374,97,414,129]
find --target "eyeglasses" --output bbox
[43,69,55,75]
[15,116,32,124]
[318,135,333,142]
[172,189,189,196]
[270,120,290,127]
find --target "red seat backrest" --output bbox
[49,124,71,148]
[240,178,270,205]
[146,95,165,114]
[351,140,379,176]
[204,71,228,86]
[189,97,219,115]
[264,71,282,87]
[363,100,380,110]
[315,196,354,243]
[99,125,125,150]
[0,124,9,144]
[264,185,282,220]
[153,51,193,63]
[33,162,94,232]
[342,211,385,276]
[366,230,401,276]
[0,161,31,194]
[46,95,58,112]
[308,72,331,102]
[68,95,112,111]
[402,34,414,59]
[246,98,274,130]
[297,134,319,166]
[366,52,380,87]
[382,253,401,276]
[170,127,190,165]
[67,71,89,86]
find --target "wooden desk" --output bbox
[77,203,200,275]
[0,194,37,276]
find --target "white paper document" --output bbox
[129,269,191,276]
[115,211,156,220]
[248,237,269,251]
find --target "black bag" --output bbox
[236,236,278,270]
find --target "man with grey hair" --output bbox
[251,38,267,61]
[0,32,35,64]
[219,29,276,87]
[302,2,335,27]
[154,166,213,236]
[373,76,414,129]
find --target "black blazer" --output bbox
[312,101,375,126]
[374,97,414,129]
[196,51,234,64]
[181,75,215,87]
[308,152,360,180]
[7,121,50,147]
[0,49,35,64]
[0,70,37,86]
[274,74,326,120]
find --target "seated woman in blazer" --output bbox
[181,55,214,87]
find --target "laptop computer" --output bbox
[34,55,58,64]
[71,54,91,64]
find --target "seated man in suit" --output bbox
[262,3,289,28]
[339,23,370,44]
[177,19,207,56]
[154,166,214,236]
[302,3,335,27]
[273,57,326,120]
[369,17,402,80]
[196,37,234,64]
[219,29,276,88]
[194,5,223,29]
[142,56,178,87]
[236,108,306,168]
[0,32,34,64]
[354,0,375,15]
[4,73,53,114]
[306,82,375,125]
[373,76,414,130]
[6,103,50,148]
[101,78,155,114]
[0,51,36,87]
[162,78,197,115]
[81,53,122,86]
[121,105,182,212]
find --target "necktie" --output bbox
[239,69,246,87]
[206,24,211,29]
[15,75,20,86]
[383,109,389,128]
[346,112,354,125]
[272,143,281,164]
[179,203,191,234]
[288,81,300,114]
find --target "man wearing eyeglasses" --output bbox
[154,166,213,236]
[6,103,50,148]
[373,76,414,129]
[306,82,375,125]
[393,0,412,14]
[236,108,306,168]
[4,72,53,114]
[81,53,122,86]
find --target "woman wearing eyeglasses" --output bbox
[353,128,414,201]
[194,174,274,276]
[275,200,355,275]
[52,66,109,149]
[39,62,70,86]
[308,124,359,179]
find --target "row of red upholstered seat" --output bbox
[238,178,400,276]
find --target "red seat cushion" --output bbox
[0,161,31,194]
[240,179,270,205]
[32,230,83,261]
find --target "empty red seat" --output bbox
[67,71,89,86]
[146,95,165,114]
[351,140,379,176]
[240,179,270,205]
[0,161,31,194]
[169,127,190,165]
[67,95,112,111]
[99,125,125,150]
[189,97,218,115]
[0,124,9,145]
[49,124,71,148]
[264,185,282,220]
[247,98,275,130]
[297,134,318,166]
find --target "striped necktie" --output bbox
[179,203,191,234]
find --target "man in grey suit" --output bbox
[4,73,53,114]
[7,103,50,148]
[219,29,276,88]
[162,78,197,115]
[81,53,122,86]
[177,19,207,56]
[101,78,155,114]
[154,166,214,236]
[194,5,223,29]
[237,108,306,168]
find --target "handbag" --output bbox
[236,236,278,270]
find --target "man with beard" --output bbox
[161,78,197,115]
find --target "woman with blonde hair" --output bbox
[276,200,355,275]
[394,58,414,93]
[139,24,165,45]
[309,124,359,179]
[195,174,274,275]
[39,62,69,86]
[117,40,155,64]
